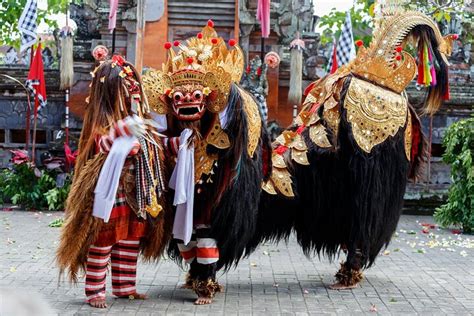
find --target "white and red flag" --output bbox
[18,0,38,52]
[327,11,356,73]
[26,43,47,116]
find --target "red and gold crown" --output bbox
[142,20,244,114]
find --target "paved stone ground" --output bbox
[1,210,473,315]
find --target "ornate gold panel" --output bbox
[344,77,408,153]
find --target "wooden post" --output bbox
[112,28,116,54]
[135,0,145,73]
[31,97,38,164]
[65,89,69,145]
[427,115,433,184]
[25,47,35,152]
[234,0,239,39]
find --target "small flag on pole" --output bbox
[109,0,119,33]
[327,11,356,73]
[18,0,38,53]
[257,0,271,38]
[26,43,47,116]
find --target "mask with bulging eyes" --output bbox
[171,84,207,121]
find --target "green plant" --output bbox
[44,177,71,211]
[434,118,474,233]
[48,217,64,227]
[0,163,71,211]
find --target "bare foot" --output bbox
[117,292,148,300]
[88,297,107,308]
[329,282,358,290]
[194,296,212,305]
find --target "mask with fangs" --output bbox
[170,83,207,121]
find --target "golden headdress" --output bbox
[142,20,244,115]
[350,11,455,94]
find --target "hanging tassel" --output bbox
[416,45,424,85]
[288,34,304,106]
[428,45,437,86]
[423,43,432,86]
[59,26,74,90]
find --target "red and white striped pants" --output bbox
[177,237,219,265]
[85,239,140,302]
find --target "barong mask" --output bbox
[142,20,244,121]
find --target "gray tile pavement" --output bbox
[1,211,473,315]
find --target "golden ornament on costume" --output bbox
[344,77,408,153]
[238,86,262,158]
[350,11,454,94]
[309,123,332,149]
[404,110,412,161]
[194,119,231,183]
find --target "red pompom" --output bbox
[186,57,194,64]
[112,54,125,66]
[355,39,364,47]
[246,65,250,74]
[256,67,262,76]
[395,55,402,61]
[228,39,237,47]
[164,42,172,50]
[395,46,403,52]
[452,34,459,40]
[173,40,180,47]
[197,33,203,39]
[211,38,218,45]
[207,20,214,28]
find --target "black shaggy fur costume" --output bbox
[247,76,427,280]
[246,24,450,284]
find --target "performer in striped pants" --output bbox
[85,240,141,302]
[57,55,170,309]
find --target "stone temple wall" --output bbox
[0,68,82,167]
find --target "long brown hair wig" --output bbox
[75,58,148,175]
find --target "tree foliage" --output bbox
[317,0,375,46]
[434,118,474,234]
[317,0,474,46]
[0,0,70,48]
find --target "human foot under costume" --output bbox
[247,10,456,289]
[142,21,271,304]
[56,54,173,308]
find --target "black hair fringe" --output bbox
[210,84,271,270]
